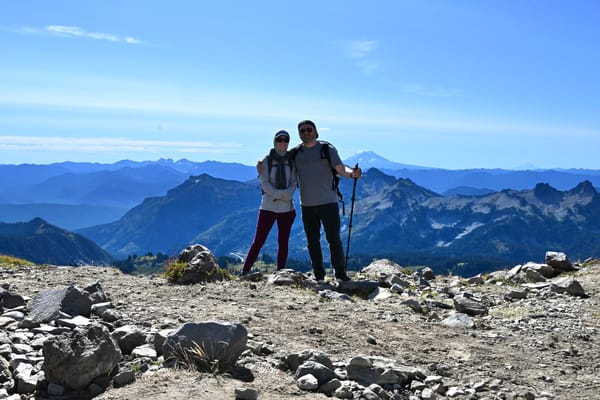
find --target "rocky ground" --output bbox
[1,256,599,400]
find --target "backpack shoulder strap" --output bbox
[289,144,301,160]
[317,141,344,207]
[317,140,331,163]
[287,151,294,174]
[289,145,303,175]
[266,149,276,175]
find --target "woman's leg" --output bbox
[242,210,276,274]
[275,210,296,269]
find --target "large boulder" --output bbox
[453,294,488,316]
[27,283,108,323]
[361,259,405,279]
[295,361,336,385]
[335,280,380,298]
[285,349,334,372]
[175,244,226,284]
[346,355,416,387]
[267,269,306,286]
[28,285,91,323]
[522,262,557,279]
[162,321,247,370]
[177,244,210,263]
[83,281,110,304]
[442,313,475,329]
[551,277,587,297]
[0,287,26,309]
[111,325,147,355]
[545,251,577,272]
[42,324,122,390]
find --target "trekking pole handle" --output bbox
[351,163,359,178]
[351,163,358,199]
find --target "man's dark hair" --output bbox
[297,119,317,131]
[297,119,318,138]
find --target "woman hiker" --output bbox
[241,130,297,275]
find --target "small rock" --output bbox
[296,374,319,390]
[234,387,259,400]
[112,370,135,387]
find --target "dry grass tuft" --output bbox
[165,341,235,374]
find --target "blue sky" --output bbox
[1,1,599,169]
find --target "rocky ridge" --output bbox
[0,250,599,400]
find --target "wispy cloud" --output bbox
[340,40,379,74]
[124,37,142,45]
[10,25,143,45]
[342,40,378,59]
[0,136,238,154]
[47,25,116,41]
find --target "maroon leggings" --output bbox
[242,209,296,273]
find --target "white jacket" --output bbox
[258,154,297,213]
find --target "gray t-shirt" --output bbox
[294,142,343,207]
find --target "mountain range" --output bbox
[73,169,600,274]
[2,154,600,274]
[78,174,260,258]
[2,153,600,231]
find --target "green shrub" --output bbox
[164,261,188,283]
[163,260,236,284]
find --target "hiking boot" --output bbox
[336,275,351,282]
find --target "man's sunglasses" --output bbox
[299,127,313,134]
[276,137,290,143]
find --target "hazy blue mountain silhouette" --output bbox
[0,204,126,231]
[2,154,600,233]
[0,218,113,265]
[0,160,257,229]
[6,165,187,207]
[384,167,600,194]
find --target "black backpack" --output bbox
[290,141,345,214]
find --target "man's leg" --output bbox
[301,205,325,279]
[320,203,347,278]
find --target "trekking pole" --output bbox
[345,163,359,270]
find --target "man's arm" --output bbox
[334,163,362,179]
